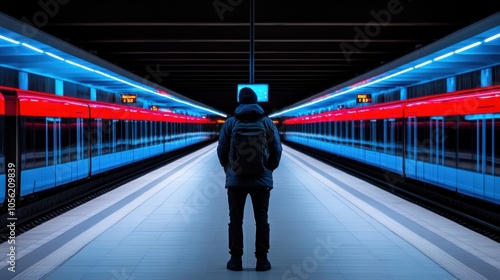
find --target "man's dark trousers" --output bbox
[227,188,270,258]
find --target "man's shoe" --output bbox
[226,257,242,271]
[255,258,271,271]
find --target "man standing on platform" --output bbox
[217,87,282,271]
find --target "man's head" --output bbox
[238,87,258,104]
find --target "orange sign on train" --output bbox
[121,94,137,103]
[356,94,372,103]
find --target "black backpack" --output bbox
[229,117,269,175]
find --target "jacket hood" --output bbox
[234,103,265,119]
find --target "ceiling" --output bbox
[1,0,500,116]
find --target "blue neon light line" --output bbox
[272,31,493,118]
[65,60,95,72]
[363,67,414,87]
[484,32,500,42]
[454,41,482,53]
[152,91,227,117]
[434,51,454,61]
[465,114,500,120]
[45,52,64,61]
[270,67,414,117]
[94,70,226,117]
[0,33,226,118]
[415,60,432,68]
[21,42,43,53]
[0,35,20,44]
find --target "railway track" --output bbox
[0,141,215,243]
[285,141,500,243]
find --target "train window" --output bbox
[394,119,404,157]
[132,120,139,148]
[154,121,160,145]
[165,122,171,143]
[90,119,102,157]
[338,121,344,144]
[415,117,431,163]
[146,121,151,147]
[457,116,477,172]
[143,121,148,147]
[443,117,459,168]
[341,121,347,144]
[327,122,332,141]
[429,117,445,166]
[134,121,140,148]
[115,120,125,152]
[362,120,370,149]
[21,117,51,169]
[59,118,71,164]
[126,120,132,150]
[170,122,176,143]
[150,121,155,145]
[485,118,498,176]
[101,119,113,155]
[142,120,147,147]
[348,121,354,146]
[353,120,361,148]
[363,121,374,150]
[154,121,159,145]
[322,122,327,141]
[333,122,338,142]
[377,120,386,153]
[368,120,375,150]
[161,122,167,143]
[79,119,89,160]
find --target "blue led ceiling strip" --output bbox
[0,34,227,118]
[269,32,500,118]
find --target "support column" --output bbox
[481,68,492,87]
[249,0,255,83]
[55,79,64,96]
[447,77,456,92]
[90,88,97,101]
[18,71,28,90]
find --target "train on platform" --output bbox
[0,86,219,210]
[280,85,500,205]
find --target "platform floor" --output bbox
[1,143,500,280]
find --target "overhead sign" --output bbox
[121,94,137,103]
[237,84,269,102]
[356,94,372,103]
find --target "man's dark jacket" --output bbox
[217,103,282,189]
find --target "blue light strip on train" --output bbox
[464,114,500,121]
[270,31,500,119]
[0,33,227,118]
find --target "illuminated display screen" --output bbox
[356,94,372,103]
[121,94,137,103]
[237,84,269,102]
